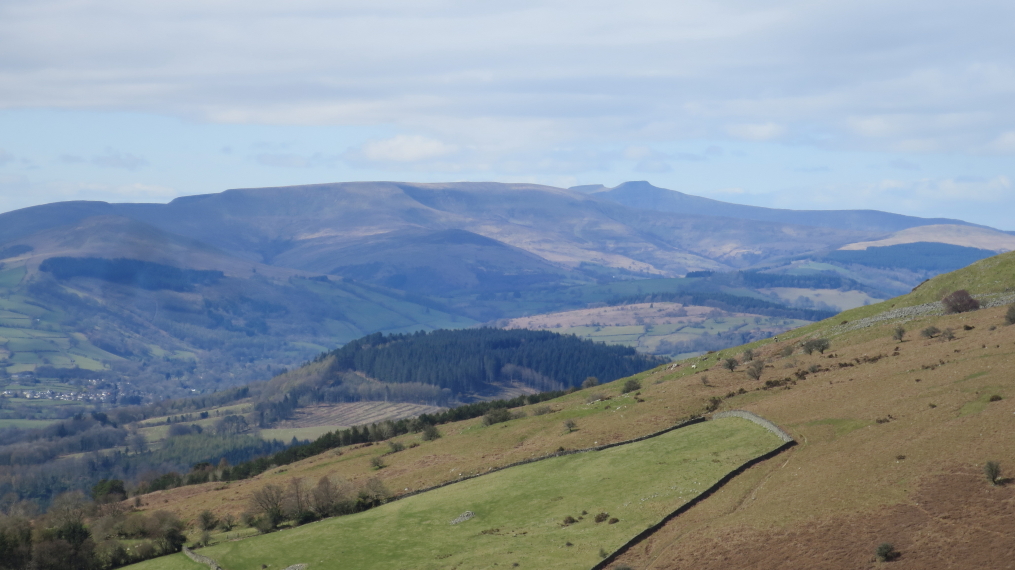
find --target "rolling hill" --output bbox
[1,181,1011,411]
[101,250,1015,570]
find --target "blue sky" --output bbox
[1,0,1013,228]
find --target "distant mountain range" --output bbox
[0,180,1011,404]
[577,181,986,233]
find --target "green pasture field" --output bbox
[125,417,784,570]
[0,418,57,429]
[259,426,340,442]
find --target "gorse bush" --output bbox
[622,379,641,393]
[421,424,441,441]
[875,542,898,562]
[482,408,514,426]
[985,461,1001,486]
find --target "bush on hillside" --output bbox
[875,542,898,562]
[1006,305,1015,325]
[920,326,941,339]
[802,338,830,355]
[985,461,1002,486]
[942,289,980,314]
[892,326,906,342]
[622,379,641,393]
[198,510,218,531]
[482,408,514,426]
[941,328,956,341]
[563,419,577,433]
[741,348,755,361]
[582,376,600,389]
[722,358,738,371]
[746,360,765,382]
[422,424,441,441]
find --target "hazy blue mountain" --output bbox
[585,181,982,233]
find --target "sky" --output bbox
[1,0,1013,228]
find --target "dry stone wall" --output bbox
[712,410,794,442]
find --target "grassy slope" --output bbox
[606,253,1015,569]
[114,252,1015,569]
[126,418,782,570]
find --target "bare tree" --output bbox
[942,290,979,314]
[286,478,310,519]
[250,484,286,528]
[746,360,765,382]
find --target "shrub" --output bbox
[562,515,577,525]
[802,338,830,355]
[941,328,955,341]
[594,512,609,523]
[421,424,441,441]
[1006,305,1015,325]
[875,542,897,562]
[942,289,979,313]
[722,358,738,371]
[370,456,385,470]
[622,379,641,393]
[985,461,1001,485]
[599,547,609,559]
[582,376,600,389]
[533,405,552,416]
[892,326,905,342]
[989,394,1002,402]
[586,393,606,404]
[746,360,765,381]
[388,441,405,454]
[608,517,619,524]
[920,326,940,339]
[563,419,577,433]
[482,407,514,426]
[741,348,754,361]
[198,510,218,531]
[780,345,794,358]
[219,514,235,531]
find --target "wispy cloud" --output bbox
[92,149,147,170]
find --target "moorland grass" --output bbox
[125,417,783,570]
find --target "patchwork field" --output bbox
[125,417,785,570]
[499,302,808,357]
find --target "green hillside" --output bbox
[124,417,784,570]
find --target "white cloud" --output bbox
[0,0,1011,159]
[358,135,457,163]
[725,123,785,141]
[92,149,147,170]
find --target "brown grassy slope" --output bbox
[129,255,1015,569]
[611,303,1015,569]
